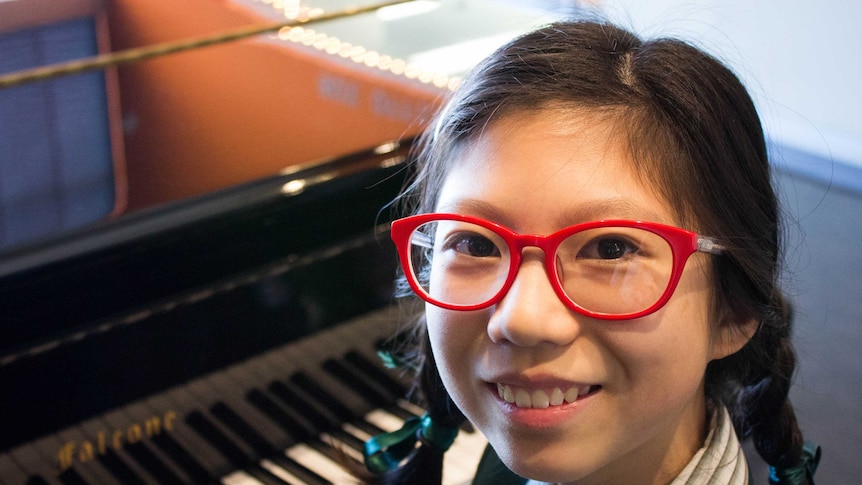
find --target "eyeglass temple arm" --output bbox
[410,232,434,249]
[697,236,726,255]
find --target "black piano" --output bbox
[0,141,486,485]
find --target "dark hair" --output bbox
[377,19,806,484]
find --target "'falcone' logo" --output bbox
[56,410,177,472]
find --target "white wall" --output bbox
[598,0,861,169]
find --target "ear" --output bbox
[709,309,758,361]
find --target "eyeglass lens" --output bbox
[407,220,675,315]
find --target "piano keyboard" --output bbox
[0,306,488,485]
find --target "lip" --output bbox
[484,376,601,429]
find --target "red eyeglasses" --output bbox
[391,213,725,320]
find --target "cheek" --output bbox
[610,279,714,399]
[425,305,486,400]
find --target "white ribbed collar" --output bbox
[671,404,748,484]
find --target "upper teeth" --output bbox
[496,383,592,409]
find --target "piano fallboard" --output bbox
[0,139,488,485]
[1,305,487,484]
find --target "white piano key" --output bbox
[320,431,364,464]
[285,443,358,484]
[0,453,29,485]
[363,408,405,433]
[124,398,220,483]
[443,427,488,485]
[397,399,426,417]
[259,458,306,484]
[140,392,233,477]
[341,422,373,442]
[31,432,112,485]
[222,469,266,485]
[8,444,63,485]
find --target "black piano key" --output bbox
[269,454,334,485]
[236,353,369,463]
[209,402,277,457]
[327,332,429,422]
[31,433,111,485]
[148,432,215,484]
[100,409,189,485]
[186,406,314,485]
[332,327,410,402]
[119,399,210,484]
[54,428,126,485]
[258,324,374,414]
[343,349,410,400]
[211,394,346,485]
[25,477,51,485]
[206,371,293,449]
[318,358,424,443]
[263,452,332,485]
[322,359,389,408]
[173,378,303,485]
[136,393,232,479]
[77,418,153,485]
[245,389,314,441]
[286,369,394,440]
[56,468,89,485]
[220,368,365,482]
[185,411,252,470]
[97,449,146,485]
[124,441,186,485]
[240,353,344,440]
[282,379,382,435]
[326,429,365,455]
[223,351,319,438]
[96,448,147,485]
[23,434,92,485]
[263,344,393,439]
[234,342,378,480]
[289,372,356,424]
[197,367,329,477]
[267,381,336,432]
[214,349,328,438]
[321,356,418,425]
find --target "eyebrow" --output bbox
[436,198,672,231]
[556,198,670,226]
[435,199,514,226]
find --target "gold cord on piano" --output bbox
[0,0,413,90]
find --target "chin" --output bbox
[494,441,597,484]
[508,462,590,484]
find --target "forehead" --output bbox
[434,110,679,230]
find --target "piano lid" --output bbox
[107,0,572,212]
[237,0,568,88]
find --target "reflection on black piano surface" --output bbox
[0,140,486,484]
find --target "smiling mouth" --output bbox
[495,383,600,409]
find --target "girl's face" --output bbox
[426,110,747,484]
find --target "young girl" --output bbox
[363,20,820,485]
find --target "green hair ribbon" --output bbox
[363,413,459,474]
[769,441,821,485]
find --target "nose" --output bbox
[486,249,581,347]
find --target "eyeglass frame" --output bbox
[390,213,726,320]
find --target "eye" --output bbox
[445,232,501,258]
[579,237,638,260]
